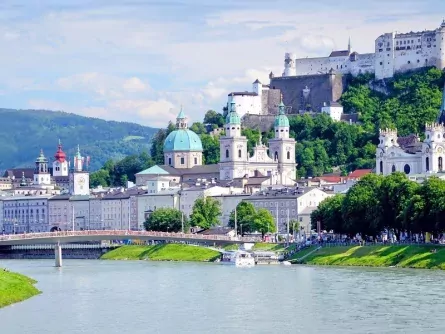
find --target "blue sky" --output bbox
[0,0,444,127]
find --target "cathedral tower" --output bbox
[219,100,249,180]
[69,145,90,195]
[33,149,51,185]
[268,96,296,183]
[53,139,68,177]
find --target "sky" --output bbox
[0,0,445,128]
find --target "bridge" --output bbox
[0,230,258,267]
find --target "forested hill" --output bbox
[341,67,445,136]
[0,109,158,171]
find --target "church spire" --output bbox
[176,106,188,129]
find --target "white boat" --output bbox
[221,251,256,267]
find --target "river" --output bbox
[0,260,444,333]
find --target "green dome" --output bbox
[35,149,48,163]
[226,101,241,124]
[163,129,203,152]
[275,101,289,127]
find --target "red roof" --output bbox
[54,142,67,163]
[348,169,372,179]
[314,176,344,183]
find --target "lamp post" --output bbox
[240,224,243,237]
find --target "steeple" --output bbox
[20,172,27,187]
[437,82,445,124]
[226,95,241,125]
[176,106,188,129]
[74,145,84,172]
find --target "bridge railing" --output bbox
[0,230,260,243]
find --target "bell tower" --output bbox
[69,145,90,196]
[33,149,51,185]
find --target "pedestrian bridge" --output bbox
[0,230,257,267]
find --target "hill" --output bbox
[0,109,158,171]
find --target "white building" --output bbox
[2,195,52,233]
[321,102,343,122]
[69,146,90,196]
[246,187,333,235]
[282,21,445,80]
[220,99,296,185]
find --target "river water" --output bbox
[1,260,444,334]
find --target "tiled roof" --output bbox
[348,169,372,178]
[329,50,350,57]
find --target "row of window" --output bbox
[379,157,443,174]
[168,157,198,166]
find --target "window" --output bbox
[380,62,383,65]
[426,157,430,171]
[168,157,172,165]
[194,157,197,165]
[404,164,411,175]
[287,151,290,160]
[380,161,383,174]
[391,165,396,173]
[180,157,185,165]
[274,152,278,161]
[439,157,443,172]
[238,149,241,158]
[226,149,229,158]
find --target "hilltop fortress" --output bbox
[283,21,445,80]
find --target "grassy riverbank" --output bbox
[299,245,445,269]
[101,244,221,262]
[0,270,40,308]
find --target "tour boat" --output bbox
[221,251,256,267]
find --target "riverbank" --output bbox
[0,270,40,308]
[101,244,221,262]
[299,245,445,269]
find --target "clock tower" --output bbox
[69,145,90,196]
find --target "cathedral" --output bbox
[376,84,445,176]
[137,97,297,186]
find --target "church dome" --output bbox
[226,100,241,124]
[54,140,67,162]
[36,149,48,163]
[275,101,289,127]
[163,129,203,152]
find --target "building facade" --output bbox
[282,21,445,80]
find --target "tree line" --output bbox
[144,198,277,238]
[311,173,445,238]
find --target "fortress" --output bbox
[282,21,445,80]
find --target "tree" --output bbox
[190,197,222,229]
[144,208,189,232]
[252,208,276,238]
[311,194,345,234]
[228,202,256,235]
[289,219,300,235]
[89,169,110,187]
[203,110,225,127]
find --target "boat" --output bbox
[281,261,292,266]
[221,251,255,267]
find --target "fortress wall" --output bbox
[270,73,346,113]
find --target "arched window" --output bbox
[380,161,383,174]
[274,152,278,161]
[226,149,229,158]
[439,157,443,171]
[287,151,290,160]
[194,157,197,165]
[391,165,396,173]
[168,157,172,166]
[238,150,241,158]
[404,164,411,174]
[426,157,430,171]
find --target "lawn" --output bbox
[302,245,445,269]
[0,270,41,308]
[252,243,286,252]
[101,244,221,262]
[288,246,318,263]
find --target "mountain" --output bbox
[0,108,158,171]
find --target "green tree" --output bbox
[190,197,222,229]
[203,110,225,127]
[190,122,207,135]
[311,194,345,234]
[89,169,110,187]
[251,208,276,238]
[144,208,189,232]
[228,202,256,235]
[201,134,220,164]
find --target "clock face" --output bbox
[78,176,85,185]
